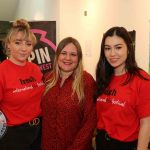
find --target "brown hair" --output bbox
[45,37,85,103]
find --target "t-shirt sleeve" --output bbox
[32,63,44,80]
[0,72,4,103]
[136,76,150,118]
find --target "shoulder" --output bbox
[134,69,150,81]
[25,62,44,78]
[83,70,94,80]
[83,70,95,85]
[0,60,10,72]
[26,62,41,72]
[0,60,10,82]
[131,69,150,89]
[43,71,53,83]
[27,61,39,68]
[0,59,9,67]
[139,69,150,79]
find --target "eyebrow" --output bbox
[14,39,22,41]
[14,39,32,42]
[104,44,123,47]
[115,44,123,46]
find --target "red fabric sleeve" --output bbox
[67,72,96,150]
[0,66,4,103]
[136,76,150,118]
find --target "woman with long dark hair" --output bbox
[95,27,150,150]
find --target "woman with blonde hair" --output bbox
[0,19,45,150]
[41,37,96,150]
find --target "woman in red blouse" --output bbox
[41,37,96,150]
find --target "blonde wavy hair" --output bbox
[4,19,37,56]
[45,37,85,103]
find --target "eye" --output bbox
[15,41,21,45]
[115,46,122,50]
[26,42,32,46]
[104,47,111,51]
[70,53,77,57]
[60,51,67,55]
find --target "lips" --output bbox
[20,53,27,56]
[63,62,72,65]
[109,58,119,63]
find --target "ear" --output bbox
[6,43,11,50]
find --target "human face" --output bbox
[7,31,33,66]
[58,43,78,77]
[104,35,128,75]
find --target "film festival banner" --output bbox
[29,21,56,74]
[0,21,56,74]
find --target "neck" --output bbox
[9,58,27,66]
[114,68,126,76]
[59,71,73,87]
[60,71,73,80]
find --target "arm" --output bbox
[136,72,150,150]
[67,74,97,150]
[137,116,150,150]
[0,74,3,104]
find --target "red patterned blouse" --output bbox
[41,71,96,150]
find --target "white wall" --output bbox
[1,0,150,77]
[15,0,60,45]
[15,0,59,21]
[59,0,150,77]
[0,0,18,21]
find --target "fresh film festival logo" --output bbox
[0,111,7,139]
[97,88,126,107]
[28,29,56,74]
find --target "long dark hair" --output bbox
[95,26,148,99]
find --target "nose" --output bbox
[110,49,116,56]
[21,43,28,51]
[65,53,71,60]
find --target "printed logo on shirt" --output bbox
[12,81,44,93]
[104,88,116,96]
[97,88,126,107]
[97,97,126,107]
[19,76,36,85]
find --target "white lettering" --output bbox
[28,51,36,61]
[28,47,51,64]
[35,49,42,64]
[112,99,126,107]
[40,47,51,63]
